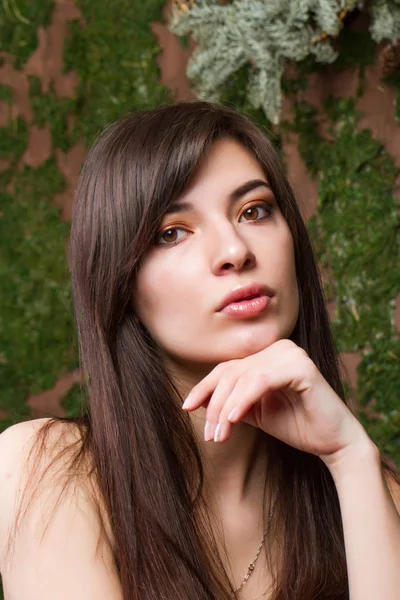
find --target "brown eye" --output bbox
[155,227,188,246]
[243,206,259,221]
[239,203,273,222]
[161,229,178,243]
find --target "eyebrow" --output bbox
[164,179,272,215]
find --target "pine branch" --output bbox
[370,0,400,43]
[169,0,359,124]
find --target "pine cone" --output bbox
[172,0,196,13]
[379,41,400,78]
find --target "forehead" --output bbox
[162,140,272,217]
[195,138,264,181]
[178,139,268,203]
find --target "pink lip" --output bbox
[217,283,275,313]
[221,295,272,318]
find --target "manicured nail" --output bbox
[182,394,192,410]
[204,421,213,441]
[227,408,238,422]
[214,423,222,442]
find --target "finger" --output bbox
[226,358,317,426]
[216,372,271,443]
[203,376,237,441]
[182,363,234,410]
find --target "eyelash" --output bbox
[154,202,275,248]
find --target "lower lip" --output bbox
[220,295,272,318]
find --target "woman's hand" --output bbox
[181,339,373,470]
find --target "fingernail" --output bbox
[204,421,213,441]
[182,395,192,410]
[227,408,238,422]
[214,423,222,442]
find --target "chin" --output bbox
[239,326,280,352]
[166,324,295,368]
[213,332,279,362]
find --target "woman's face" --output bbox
[134,138,299,371]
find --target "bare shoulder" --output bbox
[0,417,82,533]
[0,417,53,458]
[0,417,82,477]
[0,418,55,532]
[0,418,122,599]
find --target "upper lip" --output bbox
[217,283,274,311]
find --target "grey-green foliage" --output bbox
[169,0,356,124]
[370,0,400,42]
[169,0,400,124]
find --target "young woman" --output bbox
[0,101,399,600]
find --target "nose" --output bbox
[210,223,256,275]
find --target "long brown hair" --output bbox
[4,101,400,599]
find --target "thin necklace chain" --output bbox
[230,504,274,598]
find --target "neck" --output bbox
[188,406,273,591]
[190,407,268,507]
[168,361,276,591]
[167,360,269,509]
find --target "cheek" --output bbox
[272,226,297,283]
[134,260,205,358]
[272,227,299,321]
[135,266,170,318]
[284,233,300,323]
[134,256,197,327]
